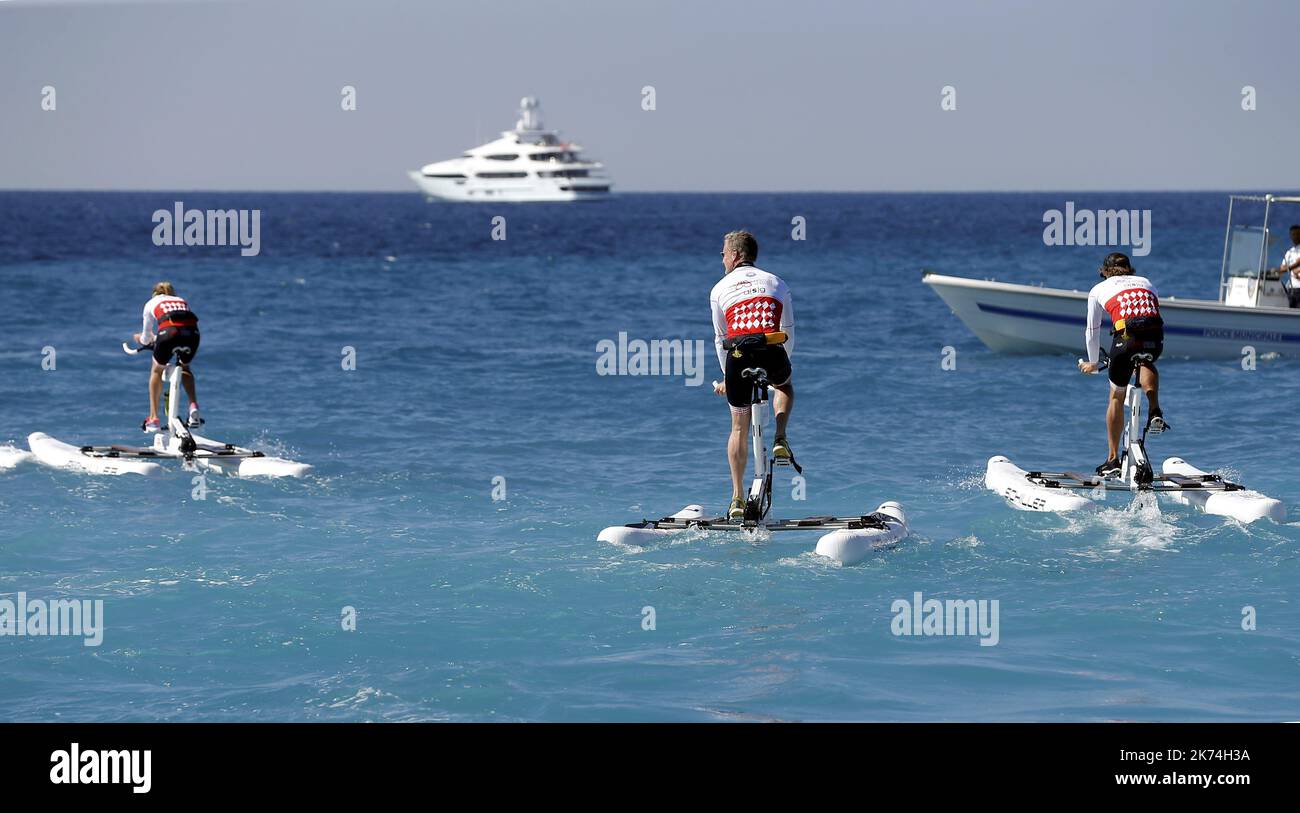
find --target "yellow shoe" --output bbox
[728,497,745,519]
[773,436,792,460]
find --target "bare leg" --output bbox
[1106,385,1125,461]
[148,365,165,421]
[728,408,749,500]
[1139,365,1160,414]
[181,366,199,407]
[772,381,794,439]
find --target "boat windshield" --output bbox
[1224,224,1267,278]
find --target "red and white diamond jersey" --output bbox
[710,265,794,371]
[1084,274,1160,363]
[141,294,193,343]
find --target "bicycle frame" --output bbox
[160,352,198,462]
[1115,354,1156,489]
[744,370,773,524]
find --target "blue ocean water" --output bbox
[1,191,1297,721]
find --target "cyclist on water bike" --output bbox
[1077,252,1169,476]
[133,281,202,432]
[710,231,795,519]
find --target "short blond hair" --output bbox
[153,281,176,297]
[723,231,758,262]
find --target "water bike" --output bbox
[598,332,909,564]
[27,341,310,478]
[986,351,1283,523]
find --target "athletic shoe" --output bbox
[143,417,162,433]
[1095,458,1121,476]
[188,406,204,428]
[728,497,745,520]
[773,436,792,460]
[1146,410,1169,435]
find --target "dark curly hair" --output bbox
[1099,252,1134,278]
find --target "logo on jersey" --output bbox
[153,298,189,319]
[726,298,781,335]
[1109,289,1158,321]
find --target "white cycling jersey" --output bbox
[140,294,196,345]
[709,264,794,372]
[1084,274,1160,364]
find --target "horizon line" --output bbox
[0,187,1292,196]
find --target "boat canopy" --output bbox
[1218,194,1300,308]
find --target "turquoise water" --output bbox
[1,192,1297,721]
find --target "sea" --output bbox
[1,191,1297,721]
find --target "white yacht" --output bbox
[925,194,1300,359]
[409,97,612,202]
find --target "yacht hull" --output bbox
[408,171,609,203]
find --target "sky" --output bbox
[1,0,1298,192]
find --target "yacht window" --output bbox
[477,171,528,179]
[539,169,589,178]
[485,154,519,161]
[530,151,578,163]
[425,173,467,179]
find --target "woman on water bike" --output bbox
[1077,252,1169,476]
[134,281,202,432]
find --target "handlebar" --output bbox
[1078,348,1111,373]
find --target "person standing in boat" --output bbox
[1077,253,1168,475]
[1271,224,1300,308]
[133,281,202,432]
[710,231,795,519]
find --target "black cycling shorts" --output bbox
[724,342,791,409]
[153,327,201,366]
[1107,329,1162,388]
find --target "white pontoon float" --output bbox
[27,343,310,478]
[987,354,1284,523]
[599,334,909,564]
[925,194,1300,359]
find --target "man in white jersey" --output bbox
[710,231,795,519]
[1077,253,1168,475]
[1270,224,1300,308]
[133,281,202,433]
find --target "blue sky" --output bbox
[2,0,1297,191]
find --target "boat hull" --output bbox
[813,502,909,565]
[182,433,312,478]
[28,432,163,476]
[598,502,910,565]
[985,456,1098,513]
[1160,458,1285,523]
[408,171,610,203]
[985,454,1284,523]
[25,431,310,478]
[924,272,1300,359]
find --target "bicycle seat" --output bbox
[1132,352,1155,364]
[741,367,769,384]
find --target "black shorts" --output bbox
[1107,330,1162,388]
[152,327,201,365]
[724,342,791,409]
